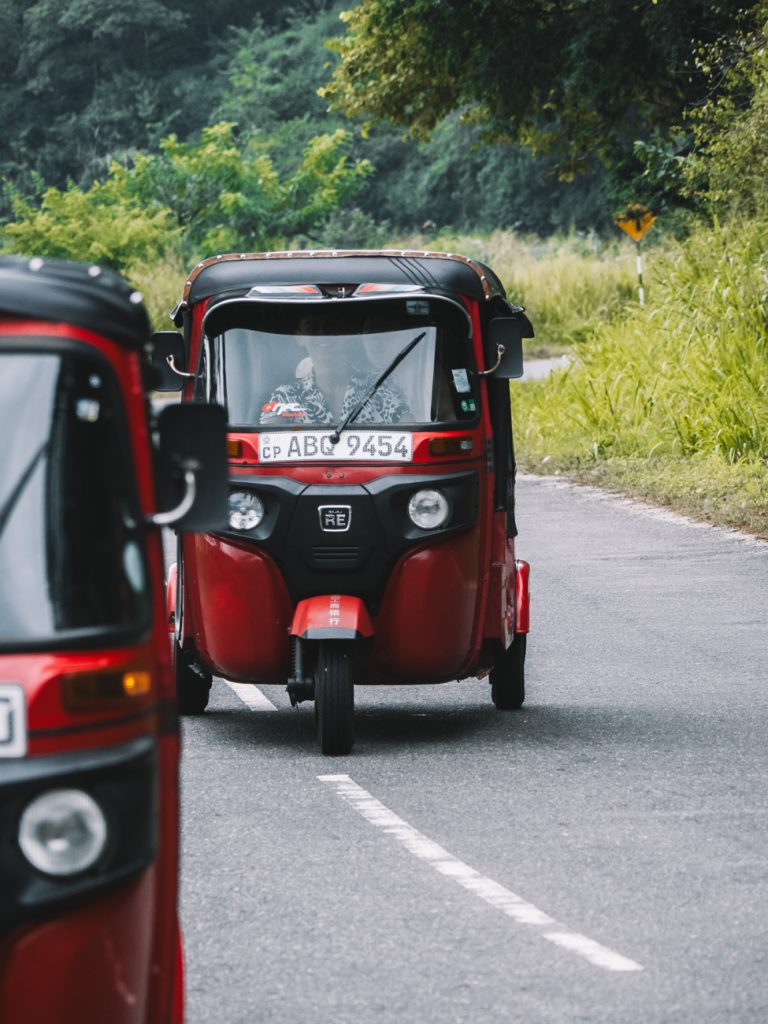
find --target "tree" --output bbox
[2,123,372,266]
[321,0,763,182]
[682,3,768,216]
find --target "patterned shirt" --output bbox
[260,367,409,425]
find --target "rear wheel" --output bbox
[175,642,212,715]
[490,634,526,710]
[315,642,354,756]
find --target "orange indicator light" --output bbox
[122,672,151,697]
[429,436,472,456]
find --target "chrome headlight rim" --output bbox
[18,787,109,878]
[228,490,266,531]
[407,488,451,530]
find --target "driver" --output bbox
[260,314,410,426]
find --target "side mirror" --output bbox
[150,331,191,392]
[151,403,229,532]
[486,317,528,379]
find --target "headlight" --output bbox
[18,789,108,877]
[229,491,265,530]
[407,489,450,530]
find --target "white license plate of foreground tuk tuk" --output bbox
[0,684,27,757]
[259,431,412,463]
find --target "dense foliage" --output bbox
[509,4,768,535]
[323,0,764,206]
[4,123,370,267]
[1,0,647,242]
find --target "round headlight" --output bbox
[18,789,108,877]
[407,489,450,530]
[229,491,265,530]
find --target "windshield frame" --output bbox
[198,293,478,434]
[0,333,153,654]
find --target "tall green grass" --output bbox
[394,228,638,353]
[513,217,768,465]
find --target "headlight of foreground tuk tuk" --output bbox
[18,789,108,876]
[407,489,450,530]
[229,491,265,530]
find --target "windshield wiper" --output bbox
[0,441,48,541]
[330,331,425,444]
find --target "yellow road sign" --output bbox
[615,204,655,242]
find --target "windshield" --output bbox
[0,345,150,649]
[199,297,478,429]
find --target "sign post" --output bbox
[614,204,655,306]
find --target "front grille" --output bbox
[311,545,361,567]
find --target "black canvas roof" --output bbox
[181,250,507,310]
[0,255,151,349]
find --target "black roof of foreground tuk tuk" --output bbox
[176,249,510,317]
[0,255,151,348]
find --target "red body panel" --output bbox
[291,594,375,640]
[185,533,294,681]
[0,872,156,1023]
[514,559,531,634]
[0,323,183,1024]
[371,528,483,680]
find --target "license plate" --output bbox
[259,431,412,463]
[0,684,27,757]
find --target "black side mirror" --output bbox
[487,318,527,379]
[152,403,228,532]
[150,331,190,392]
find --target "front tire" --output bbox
[175,642,212,716]
[315,642,354,756]
[490,634,526,710]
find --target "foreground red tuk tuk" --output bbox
[155,250,532,755]
[0,256,227,1022]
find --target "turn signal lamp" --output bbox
[122,672,151,697]
[61,668,154,711]
[429,436,473,456]
[227,439,243,458]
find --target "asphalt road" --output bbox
[178,474,768,1024]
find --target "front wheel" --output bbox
[315,642,354,756]
[490,634,526,710]
[175,642,212,716]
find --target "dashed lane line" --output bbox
[318,773,643,974]
[224,680,279,712]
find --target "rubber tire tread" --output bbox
[316,641,355,756]
[490,634,526,710]
[176,642,212,716]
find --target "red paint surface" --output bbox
[185,533,293,681]
[291,594,374,639]
[0,323,181,1023]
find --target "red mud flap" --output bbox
[290,594,374,641]
[173,917,185,1024]
[515,559,530,634]
[166,562,178,634]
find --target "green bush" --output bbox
[513,217,768,465]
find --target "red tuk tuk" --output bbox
[0,256,227,1022]
[155,250,532,756]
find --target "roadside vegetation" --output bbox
[1,0,765,534]
[509,5,768,537]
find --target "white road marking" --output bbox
[318,773,643,973]
[224,680,279,711]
